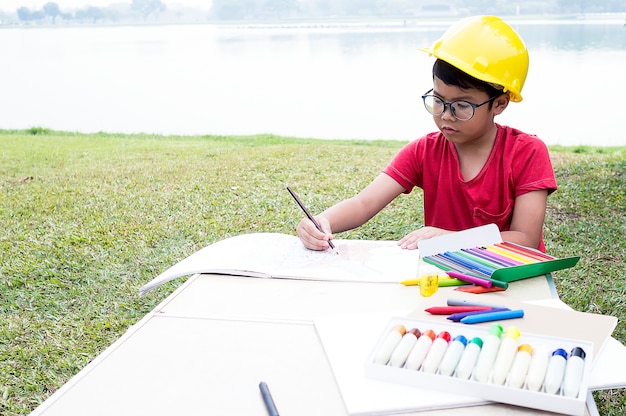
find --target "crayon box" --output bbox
[365,317,593,415]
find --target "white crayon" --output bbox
[543,348,568,394]
[526,346,551,392]
[421,331,451,373]
[507,344,533,389]
[373,325,406,365]
[473,323,503,383]
[405,329,435,370]
[562,347,586,398]
[389,328,421,368]
[439,335,468,376]
[455,337,483,380]
[492,326,521,385]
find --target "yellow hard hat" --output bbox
[421,15,529,102]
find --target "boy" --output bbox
[296,16,557,252]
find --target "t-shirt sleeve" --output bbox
[511,135,558,196]
[383,139,424,193]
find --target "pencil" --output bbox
[286,186,335,250]
[259,381,280,416]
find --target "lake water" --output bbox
[2,18,626,146]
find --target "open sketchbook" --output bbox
[139,233,435,296]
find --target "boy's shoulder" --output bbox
[498,124,547,147]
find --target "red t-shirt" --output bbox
[383,124,557,251]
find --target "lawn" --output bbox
[1,129,624,414]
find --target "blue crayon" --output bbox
[460,309,524,324]
[447,308,511,322]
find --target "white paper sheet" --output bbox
[139,233,440,295]
[314,312,488,416]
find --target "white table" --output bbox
[30,273,622,416]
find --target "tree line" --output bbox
[4,0,625,25]
[12,0,166,24]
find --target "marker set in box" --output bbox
[365,318,593,416]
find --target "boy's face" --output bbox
[430,76,508,146]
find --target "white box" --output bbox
[365,317,593,416]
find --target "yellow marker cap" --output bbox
[420,274,439,297]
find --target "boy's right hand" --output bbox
[296,216,334,251]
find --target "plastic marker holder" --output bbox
[365,317,593,416]
[420,226,579,285]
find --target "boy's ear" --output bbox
[493,94,510,114]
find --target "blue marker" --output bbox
[460,309,524,324]
[442,251,495,276]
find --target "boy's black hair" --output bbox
[433,59,503,100]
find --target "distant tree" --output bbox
[262,0,299,18]
[211,0,257,19]
[75,6,106,23]
[31,10,46,21]
[43,2,61,24]
[16,7,33,21]
[131,0,166,20]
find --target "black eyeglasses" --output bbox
[421,89,499,121]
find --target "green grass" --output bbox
[1,130,625,415]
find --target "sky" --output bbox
[0,0,212,12]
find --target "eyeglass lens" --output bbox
[423,95,475,121]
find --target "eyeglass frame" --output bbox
[421,88,501,121]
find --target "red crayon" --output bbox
[424,306,493,315]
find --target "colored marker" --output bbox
[478,246,524,266]
[446,271,508,290]
[400,278,468,287]
[562,347,586,398]
[424,306,493,315]
[473,324,503,383]
[438,335,467,376]
[498,241,555,261]
[492,326,521,385]
[455,249,503,271]
[446,298,507,309]
[446,307,510,322]
[470,274,509,290]
[455,337,483,380]
[466,247,517,267]
[543,348,568,394]
[460,309,524,324]
[446,270,492,288]
[428,254,491,278]
[442,251,495,276]
[485,245,535,264]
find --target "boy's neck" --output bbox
[454,124,499,181]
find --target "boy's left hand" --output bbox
[398,226,452,249]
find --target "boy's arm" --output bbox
[501,189,549,249]
[296,173,405,250]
